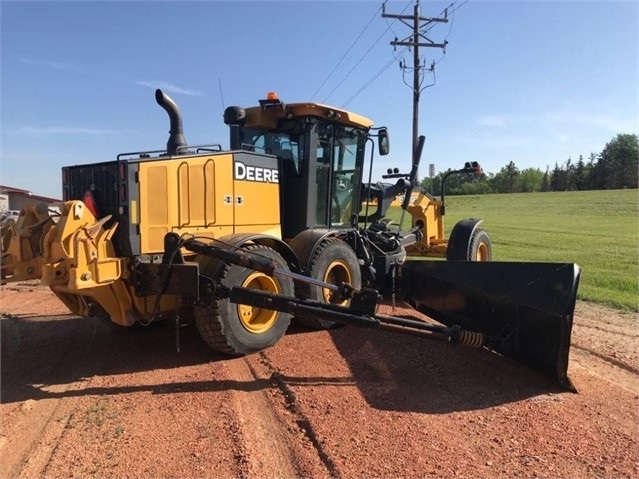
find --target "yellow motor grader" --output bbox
[1,90,580,390]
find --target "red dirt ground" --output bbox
[1,281,637,478]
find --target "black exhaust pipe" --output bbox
[155,89,187,155]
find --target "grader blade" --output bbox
[400,261,581,391]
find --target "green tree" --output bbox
[599,134,639,189]
[518,167,544,192]
[421,175,438,195]
[421,169,491,196]
[504,161,520,193]
[419,134,637,196]
[454,172,491,195]
[490,161,520,193]
[550,162,566,191]
[586,152,601,190]
[565,157,577,191]
[540,166,550,192]
[574,155,587,190]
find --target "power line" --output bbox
[218,78,226,110]
[310,3,384,101]
[320,0,470,107]
[340,0,471,109]
[449,0,471,15]
[341,45,409,108]
[320,0,412,104]
[421,0,469,39]
[382,0,449,162]
[321,26,391,104]
[430,0,471,68]
[383,0,414,46]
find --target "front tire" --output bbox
[194,244,294,356]
[297,237,362,330]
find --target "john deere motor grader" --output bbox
[1,90,580,390]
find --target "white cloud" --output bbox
[474,137,533,148]
[476,115,512,127]
[17,126,119,135]
[476,110,637,133]
[19,57,80,71]
[135,81,203,96]
[546,112,637,133]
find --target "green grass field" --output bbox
[387,189,638,311]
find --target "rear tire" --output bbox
[469,228,492,261]
[447,226,492,261]
[194,244,293,356]
[297,238,362,330]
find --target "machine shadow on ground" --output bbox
[1,313,233,403]
[326,323,567,414]
[1,311,565,412]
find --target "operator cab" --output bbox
[224,92,386,239]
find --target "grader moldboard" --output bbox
[1,90,580,391]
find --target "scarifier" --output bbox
[1,90,580,391]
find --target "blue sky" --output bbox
[1,0,637,199]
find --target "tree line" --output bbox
[421,133,638,195]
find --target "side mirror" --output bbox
[378,128,390,156]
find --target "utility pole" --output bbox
[382,1,448,164]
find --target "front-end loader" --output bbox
[1,90,580,391]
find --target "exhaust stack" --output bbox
[155,89,187,155]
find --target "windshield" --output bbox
[315,122,366,227]
[240,128,303,176]
[240,118,367,229]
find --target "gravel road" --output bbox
[1,282,637,478]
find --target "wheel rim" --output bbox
[322,260,352,305]
[237,272,281,333]
[476,242,490,261]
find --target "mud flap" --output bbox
[400,260,581,391]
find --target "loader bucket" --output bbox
[400,260,581,391]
